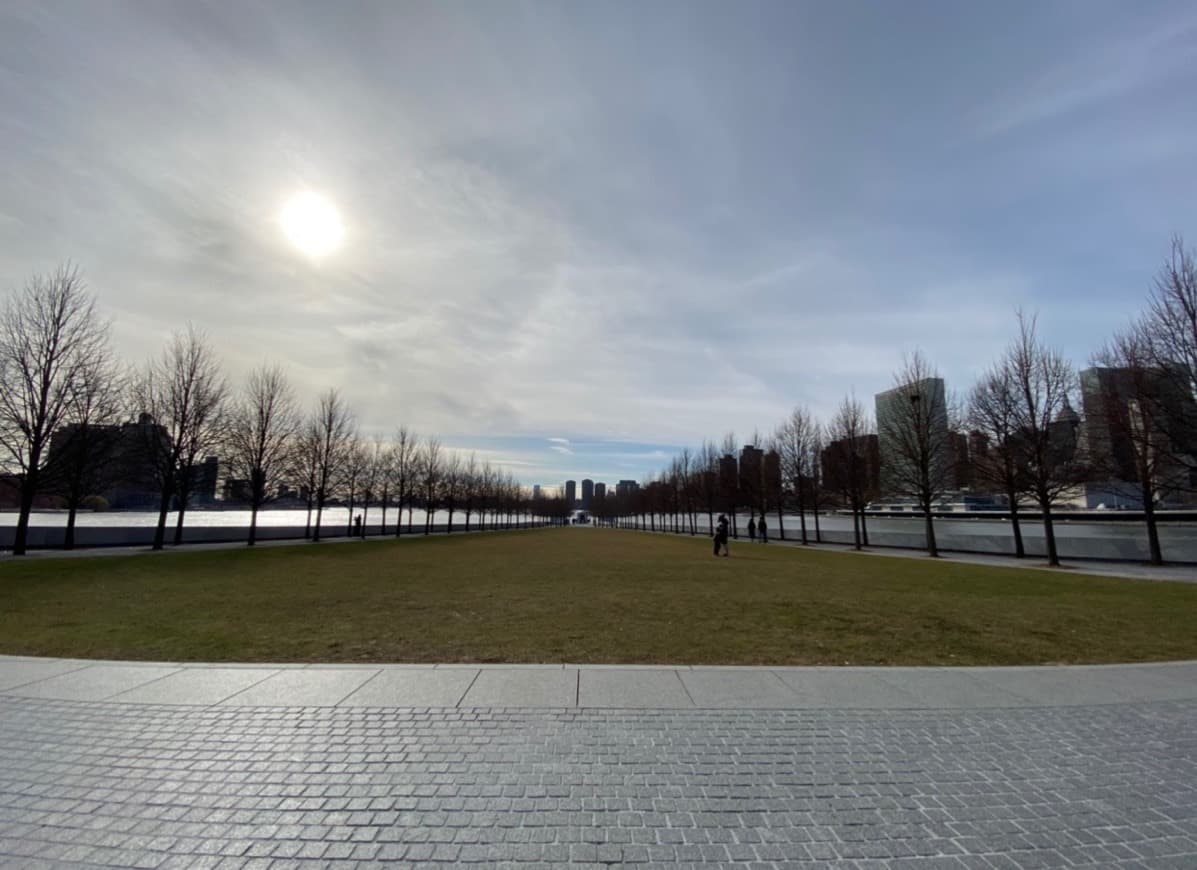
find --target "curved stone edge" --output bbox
[1,654,1194,710]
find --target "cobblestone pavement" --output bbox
[1,696,1195,868]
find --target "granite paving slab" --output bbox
[339,667,479,707]
[459,667,578,707]
[110,667,281,705]
[217,667,379,706]
[772,668,924,708]
[0,658,92,692]
[577,668,695,708]
[3,664,181,701]
[678,669,802,708]
[873,667,1031,707]
[971,664,1197,705]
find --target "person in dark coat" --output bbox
[713,514,730,556]
[747,515,757,542]
[758,514,768,543]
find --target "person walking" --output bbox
[747,515,757,543]
[758,514,768,544]
[713,514,730,556]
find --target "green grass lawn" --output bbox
[0,527,1194,665]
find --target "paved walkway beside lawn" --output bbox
[3,657,1196,868]
[3,655,1195,710]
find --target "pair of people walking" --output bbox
[747,514,768,544]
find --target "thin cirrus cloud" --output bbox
[0,1,1194,486]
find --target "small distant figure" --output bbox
[353,515,363,537]
[758,514,768,544]
[747,515,757,543]
[713,514,730,557]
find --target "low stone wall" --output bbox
[620,519,1197,564]
[0,521,550,550]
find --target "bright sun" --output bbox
[280,191,344,257]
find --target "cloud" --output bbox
[1,2,1192,486]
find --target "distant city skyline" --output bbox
[2,1,1195,486]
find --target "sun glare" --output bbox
[280,191,344,257]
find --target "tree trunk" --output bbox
[1007,487,1025,558]
[65,501,78,551]
[860,506,870,547]
[1040,498,1059,566]
[304,499,313,538]
[346,489,356,535]
[153,487,171,551]
[776,504,784,541]
[1142,481,1163,565]
[813,502,822,543]
[248,501,260,546]
[314,502,324,542]
[797,486,808,545]
[447,507,454,534]
[922,496,938,557]
[173,499,187,546]
[12,468,38,556]
[361,502,369,539]
[851,506,861,550]
[407,503,413,534]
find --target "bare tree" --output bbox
[1090,329,1191,564]
[1006,312,1087,566]
[718,431,739,537]
[0,266,109,554]
[419,436,442,534]
[461,453,479,532]
[1139,235,1197,494]
[876,351,956,557]
[827,394,873,550]
[224,364,300,546]
[341,435,367,535]
[134,325,227,550]
[441,451,462,533]
[968,364,1029,558]
[807,422,825,543]
[390,426,418,537]
[775,406,818,544]
[42,344,125,550]
[361,440,389,537]
[307,388,356,542]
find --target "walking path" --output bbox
[3,656,1196,710]
[3,656,1196,868]
[628,527,1197,582]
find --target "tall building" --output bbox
[717,454,738,510]
[564,479,577,508]
[616,479,638,497]
[821,434,882,499]
[532,484,541,499]
[581,479,594,509]
[738,445,763,509]
[1080,366,1197,507]
[875,377,952,495]
[594,482,606,500]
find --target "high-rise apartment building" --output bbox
[564,480,577,508]
[875,377,952,495]
[581,479,594,509]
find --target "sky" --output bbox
[1,1,1195,489]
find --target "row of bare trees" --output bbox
[0,266,560,554]
[622,238,1197,566]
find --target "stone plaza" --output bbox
[1,657,1195,868]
